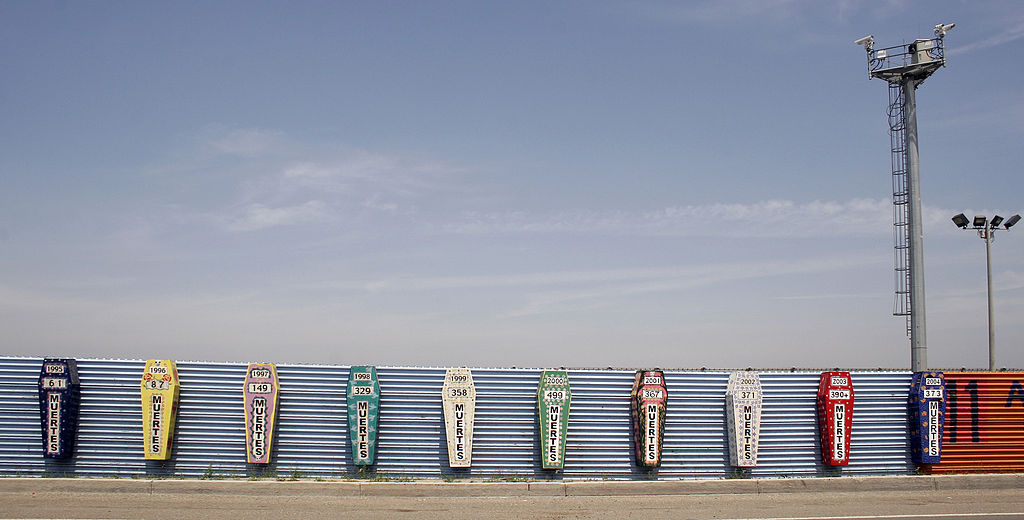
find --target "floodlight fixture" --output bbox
[952,209,1020,370]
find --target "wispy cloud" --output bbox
[304,266,733,293]
[185,128,476,232]
[295,251,886,317]
[949,21,1024,56]
[224,200,329,232]
[639,0,803,24]
[633,0,908,26]
[281,152,466,197]
[444,198,895,237]
[444,198,975,239]
[208,128,287,157]
[505,253,884,317]
[771,292,880,301]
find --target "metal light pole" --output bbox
[857,24,954,372]
[951,213,1021,370]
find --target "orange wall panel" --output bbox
[925,372,1024,473]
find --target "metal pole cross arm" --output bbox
[951,213,1021,370]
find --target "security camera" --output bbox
[854,35,874,47]
[934,23,955,36]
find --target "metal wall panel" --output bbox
[0,357,915,479]
[925,372,1024,474]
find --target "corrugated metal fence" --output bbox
[925,372,1024,474]
[0,357,917,479]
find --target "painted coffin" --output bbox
[537,370,571,469]
[816,371,854,466]
[37,358,81,459]
[442,368,476,467]
[725,371,762,467]
[140,360,180,460]
[631,370,668,467]
[347,366,380,466]
[908,371,946,464]
[243,363,279,464]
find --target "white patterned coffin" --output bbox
[442,368,476,468]
[726,370,763,467]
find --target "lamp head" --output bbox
[1005,214,1022,230]
[990,215,1004,228]
[973,216,988,228]
[951,213,969,229]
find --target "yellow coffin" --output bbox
[141,360,180,460]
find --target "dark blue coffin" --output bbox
[908,371,945,464]
[37,358,81,459]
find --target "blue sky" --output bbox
[2,1,1022,369]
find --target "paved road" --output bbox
[2,488,1023,519]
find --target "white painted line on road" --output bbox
[716,513,1024,520]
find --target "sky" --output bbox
[2,1,1023,369]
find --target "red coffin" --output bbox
[817,371,854,466]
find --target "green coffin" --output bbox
[537,370,571,470]
[347,366,380,466]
